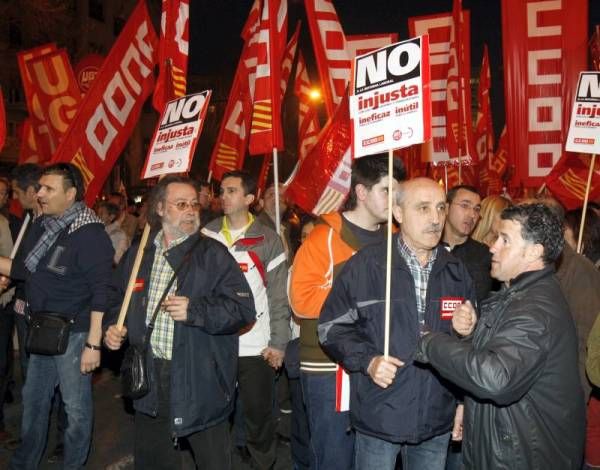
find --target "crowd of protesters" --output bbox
[0,155,596,469]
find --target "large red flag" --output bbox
[286,93,351,215]
[152,0,189,113]
[0,88,5,153]
[208,0,262,181]
[501,0,587,188]
[17,43,58,163]
[18,119,42,164]
[304,0,350,118]
[248,0,287,155]
[51,0,158,206]
[546,153,600,210]
[475,45,500,195]
[294,51,321,163]
[280,21,300,97]
[26,49,81,148]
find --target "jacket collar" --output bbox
[505,265,554,292]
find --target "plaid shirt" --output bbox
[146,230,189,360]
[397,235,437,330]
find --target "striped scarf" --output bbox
[24,201,87,273]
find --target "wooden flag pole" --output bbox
[10,213,30,259]
[577,153,596,254]
[273,147,281,235]
[384,149,394,359]
[116,223,151,329]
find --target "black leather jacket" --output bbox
[417,267,585,469]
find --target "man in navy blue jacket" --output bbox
[318,177,476,470]
[105,175,255,470]
[0,163,114,470]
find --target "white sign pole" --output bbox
[273,148,281,235]
[577,153,596,254]
[384,149,394,359]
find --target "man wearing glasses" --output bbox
[441,185,492,470]
[443,185,492,304]
[105,175,255,469]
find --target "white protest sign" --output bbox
[142,90,212,179]
[566,72,600,154]
[350,36,431,158]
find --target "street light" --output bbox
[309,87,322,102]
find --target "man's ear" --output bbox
[244,193,256,207]
[66,186,77,203]
[355,183,368,203]
[526,243,544,263]
[156,201,165,217]
[392,205,403,225]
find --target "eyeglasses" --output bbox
[452,202,481,214]
[168,201,201,211]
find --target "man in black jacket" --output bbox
[318,177,476,470]
[105,175,255,470]
[417,203,585,470]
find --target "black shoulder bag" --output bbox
[121,236,202,400]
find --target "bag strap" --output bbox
[142,235,203,346]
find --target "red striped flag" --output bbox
[208,0,262,181]
[152,0,189,113]
[248,0,288,155]
[294,51,320,162]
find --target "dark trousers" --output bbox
[289,376,310,470]
[238,355,277,470]
[0,307,28,430]
[134,359,232,470]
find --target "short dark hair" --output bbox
[41,163,85,201]
[447,185,479,204]
[565,208,600,263]
[11,163,42,192]
[344,153,406,210]
[147,175,196,229]
[501,203,564,264]
[96,201,120,222]
[222,170,257,196]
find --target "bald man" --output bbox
[318,178,476,470]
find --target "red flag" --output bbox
[409,10,474,165]
[208,0,262,181]
[248,0,287,155]
[501,0,587,188]
[153,0,189,113]
[294,51,321,162]
[0,88,5,153]
[256,156,272,196]
[26,49,81,149]
[591,26,600,72]
[51,0,158,206]
[346,33,399,58]
[18,119,42,164]
[280,21,300,97]
[17,43,58,163]
[546,153,600,210]
[304,0,350,117]
[286,93,351,215]
[445,0,476,162]
[475,45,500,195]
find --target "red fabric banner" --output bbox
[295,51,321,162]
[280,21,300,97]
[51,0,158,206]
[408,10,474,165]
[546,153,600,210]
[26,49,81,149]
[208,0,261,181]
[17,43,58,163]
[501,0,588,188]
[248,0,287,155]
[304,0,350,117]
[18,119,42,164]
[152,0,189,113]
[74,53,104,94]
[286,93,351,215]
[346,33,399,59]
[475,45,501,195]
[0,87,5,153]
